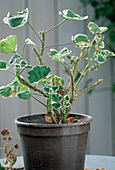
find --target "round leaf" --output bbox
[52,93,62,102]
[28,65,51,83]
[72,34,90,48]
[97,54,105,63]
[3,8,28,28]
[59,9,88,21]
[88,22,108,34]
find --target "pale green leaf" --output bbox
[59,9,88,21]
[28,65,51,83]
[3,8,28,28]
[0,35,17,54]
[18,85,29,92]
[37,80,43,86]
[17,91,31,100]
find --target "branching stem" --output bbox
[75,79,103,100]
[17,75,47,97]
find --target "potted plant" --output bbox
[0,128,24,170]
[0,8,114,170]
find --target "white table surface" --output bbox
[85,155,115,170]
[0,155,115,169]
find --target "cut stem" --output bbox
[75,79,103,100]
[17,75,47,97]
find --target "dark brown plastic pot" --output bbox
[15,113,92,170]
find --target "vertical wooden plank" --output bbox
[80,3,113,155]
[24,0,32,115]
[0,0,26,156]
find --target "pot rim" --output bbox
[15,113,93,128]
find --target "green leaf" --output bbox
[64,94,70,101]
[17,91,31,100]
[25,65,32,69]
[11,81,19,92]
[48,48,72,58]
[0,60,7,69]
[52,93,62,102]
[52,76,64,86]
[52,86,58,92]
[88,22,108,34]
[59,48,72,56]
[0,86,11,98]
[15,64,20,68]
[28,65,51,83]
[112,83,115,93]
[37,80,43,86]
[20,60,27,68]
[9,53,21,65]
[102,50,115,57]
[0,35,17,54]
[72,34,90,48]
[48,49,58,57]
[44,86,50,93]
[59,9,88,21]
[25,38,36,46]
[18,85,29,92]
[63,101,71,107]
[3,8,28,28]
[97,54,105,63]
[52,103,61,109]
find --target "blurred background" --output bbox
[0,0,115,157]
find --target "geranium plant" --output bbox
[0,8,114,124]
